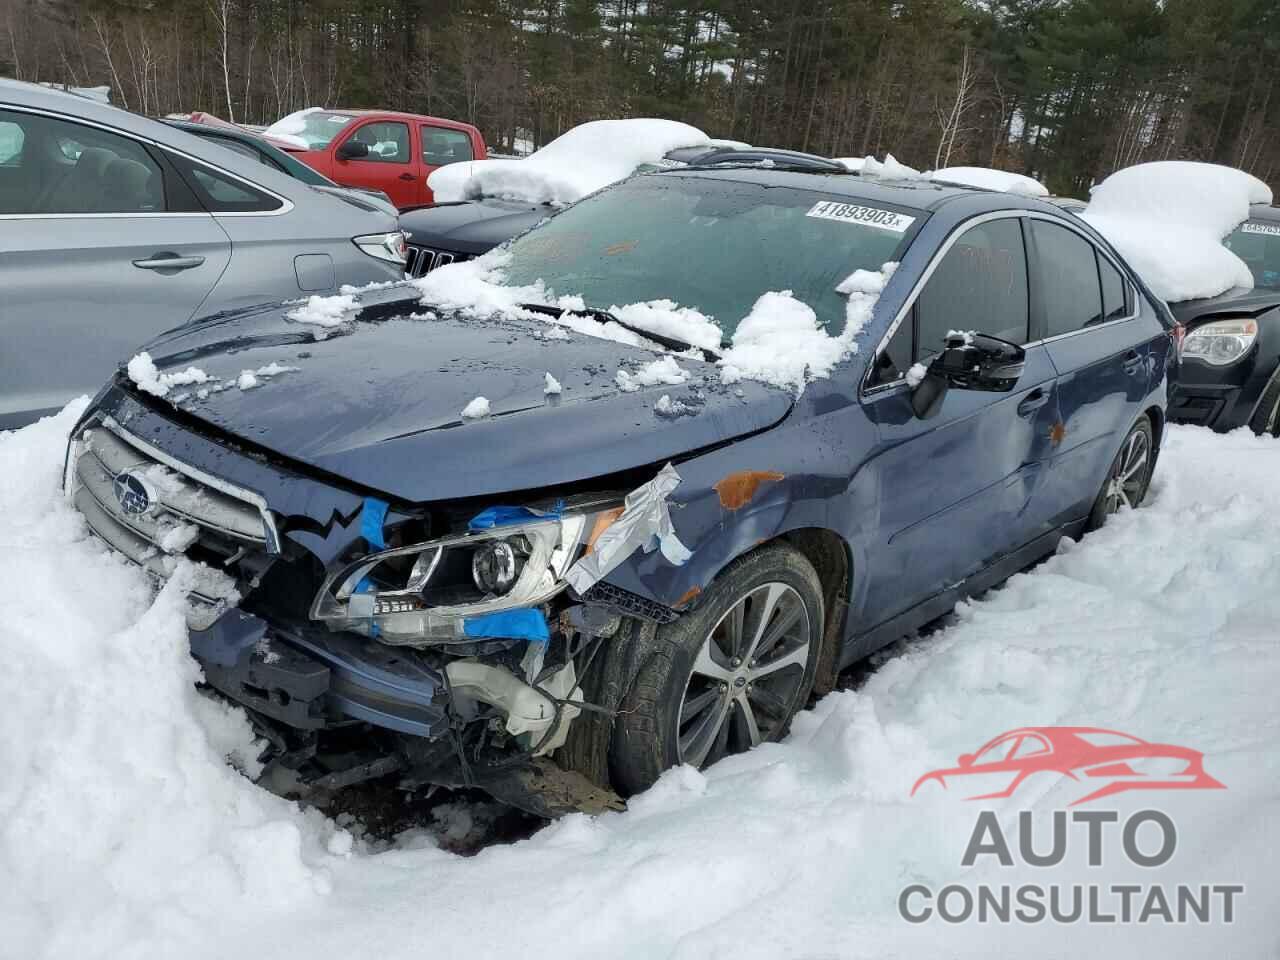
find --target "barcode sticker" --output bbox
[1241,221,1280,237]
[806,201,915,233]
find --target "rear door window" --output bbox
[1029,219,1104,337]
[422,127,475,166]
[916,217,1029,360]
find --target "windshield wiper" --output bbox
[519,302,719,361]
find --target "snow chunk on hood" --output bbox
[461,396,490,419]
[1081,161,1273,302]
[928,166,1048,197]
[608,299,722,352]
[432,119,710,206]
[127,352,210,398]
[287,293,357,339]
[615,356,691,393]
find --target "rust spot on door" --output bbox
[713,470,785,510]
[1049,421,1067,447]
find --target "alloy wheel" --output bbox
[677,581,811,768]
[1104,429,1150,514]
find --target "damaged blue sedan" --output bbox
[65,162,1177,814]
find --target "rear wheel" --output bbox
[1248,366,1280,437]
[608,544,824,796]
[1086,415,1154,530]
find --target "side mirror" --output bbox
[336,139,370,161]
[910,332,1026,419]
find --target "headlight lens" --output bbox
[310,507,616,645]
[352,230,408,265]
[1181,318,1257,365]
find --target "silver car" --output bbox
[0,79,407,430]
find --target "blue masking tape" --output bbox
[361,496,389,549]
[468,502,563,531]
[462,609,550,643]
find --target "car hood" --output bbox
[135,290,793,503]
[1170,286,1280,325]
[400,199,546,254]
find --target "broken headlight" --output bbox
[309,507,619,645]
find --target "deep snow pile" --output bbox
[428,119,709,205]
[1082,161,1273,302]
[2,408,1278,959]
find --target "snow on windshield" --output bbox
[928,166,1049,197]
[408,250,898,394]
[263,107,351,151]
[1081,161,1274,302]
[428,119,710,206]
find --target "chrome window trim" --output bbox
[860,209,1140,399]
[99,415,282,554]
[0,102,295,219]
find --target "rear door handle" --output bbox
[398,173,416,181]
[133,254,205,271]
[1017,388,1050,417]
[1122,350,1144,375]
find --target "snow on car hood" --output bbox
[125,292,794,502]
[1082,161,1274,302]
[928,166,1049,197]
[428,119,710,206]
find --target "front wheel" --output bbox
[1085,415,1154,531]
[608,544,824,796]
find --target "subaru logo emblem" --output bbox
[113,471,156,516]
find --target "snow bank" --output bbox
[437,119,710,206]
[928,166,1049,197]
[1082,161,1273,302]
[4,408,1278,959]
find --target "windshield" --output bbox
[265,110,355,150]
[1224,219,1280,290]
[501,173,922,338]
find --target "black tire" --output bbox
[1085,415,1155,531]
[608,543,824,796]
[1248,367,1280,437]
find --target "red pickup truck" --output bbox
[263,109,487,209]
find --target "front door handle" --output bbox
[1017,388,1050,417]
[1122,350,1144,375]
[133,254,205,271]
[398,172,416,181]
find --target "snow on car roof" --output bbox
[1081,160,1274,303]
[428,118,711,206]
[928,166,1049,197]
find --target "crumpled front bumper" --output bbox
[192,607,451,739]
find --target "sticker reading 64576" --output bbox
[806,201,916,233]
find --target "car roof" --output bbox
[328,108,478,132]
[652,163,1051,214]
[164,118,259,145]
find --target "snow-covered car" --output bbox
[398,118,836,277]
[64,162,1174,816]
[1078,162,1280,436]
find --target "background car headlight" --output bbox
[353,230,408,265]
[1181,318,1257,365]
[309,506,617,645]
